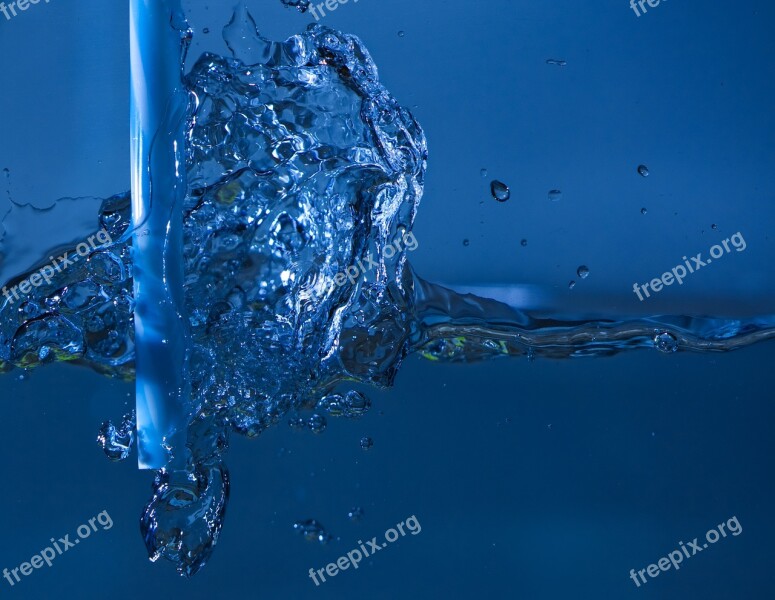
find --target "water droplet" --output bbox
[641,207,648,215]
[203,27,210,34]
[577,265,590,279]
[548,190,562,202]
[637,164,650,177]
[463,239,470,247]
[347,507,364,522]
[360,436,374,450]
[490,180,510,202]
[568,280,576,289]
[293,519,334,544]
[711,223,718,230]
[654,332,678,353]
[397,30,405,37]
[480,168,488,178]
[546,58,567,66]
[520,239,528,247]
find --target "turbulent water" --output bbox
[2,10,775,576]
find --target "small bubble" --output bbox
[463,239,470,247]
[307,414,327,434]
[490,180,510,202]
[317,391,370,419]
[397,30,405,37]
[641,207,648,215]
[654,332,678,353]
[637,164,650,177]
[711,223,718,230]
[520,239,528,247]
[347,507,364,522]
[548,190,562,202]
[360,436,374,450]
[576,265,590,279]
[293,519,333,544]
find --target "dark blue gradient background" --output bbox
[0,1,773,599]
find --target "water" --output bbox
[129,0,193,472]
[1,7,775,578]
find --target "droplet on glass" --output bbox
[360,436,373,450]
[480,168,488,178]
[568,280,576,289]
[577,265,590,279]
[641,207,648,215]
[463,239,470,247]
[548,190,562,202]
[546,59,567,66]
[637,164,650,177]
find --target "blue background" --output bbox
[1,0,774,598]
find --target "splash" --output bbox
[1,9,774,577]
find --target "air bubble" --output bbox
[654,332,678,353]
[293,519,333,544]
[97,411,136,461]
[490,180,510,202]
[347,507,364,522]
